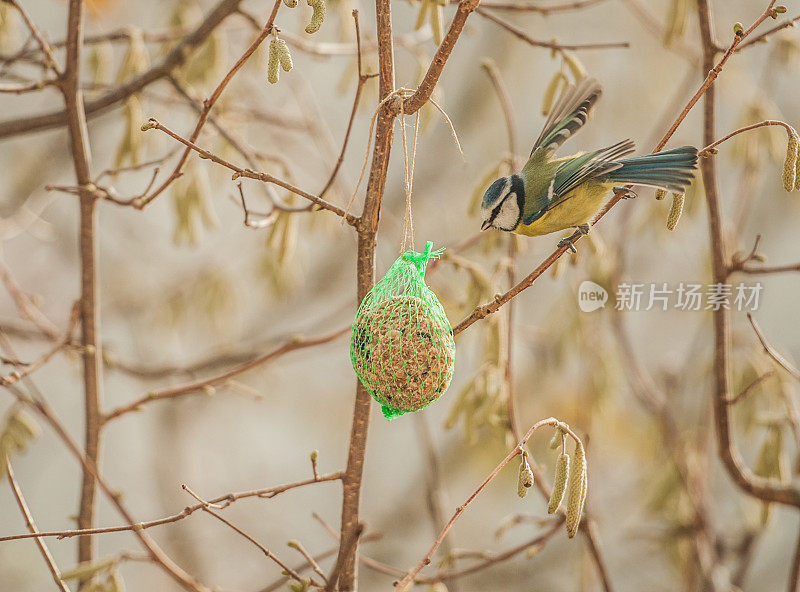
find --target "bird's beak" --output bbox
[480,220,491,231]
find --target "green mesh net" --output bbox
[350,242,456,420]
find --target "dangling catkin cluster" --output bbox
[783,129,799,191]
[350,243,455,420]
[547,451,570,514]
[565,443,587,538]
[305,0,326,34]
[666,192,684,231]
[267,37,292,84]
[517,453,534,498]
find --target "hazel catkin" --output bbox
[667,192,685,231]
[547,451,570,514]
[267,38,280,84]
[305,0,326,34]
[565,444,587,538]
[517,454,534,498]
[782,130,798,191]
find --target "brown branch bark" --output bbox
[59,0,103,569]
[696,0,800,509]
[790,526,800,592]
[330,0,402,587]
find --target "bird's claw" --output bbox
[613,186,637,199]
[558,236,578,253]
[577,224,590,235]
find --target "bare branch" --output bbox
[5,457,71,592]
[748,314,800,382]
[0,471,343,543]
[699,120,797,156]
[5,0,61,75]
[139,119,358,224]
[696,0,800,509]
[103,326,348,422]
[464,0,609,12]
[476,8,630,52]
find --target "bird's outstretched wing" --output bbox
[522,140,635,225]
[529,78,602,158]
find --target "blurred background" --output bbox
[1,0,799,590]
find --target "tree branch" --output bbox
[748,313,800,382]
[0,471,343,542]
[476,8,630,52]
[138,119,358,224]
[60,0,103,569]
[103,327,348,422]
[5,457,71,592]
[696,0,800,508]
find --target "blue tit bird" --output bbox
[479,78,698,250]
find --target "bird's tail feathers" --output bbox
[607,146,698,193]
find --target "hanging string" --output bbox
[341,88,465,228]
[399,97,420,253]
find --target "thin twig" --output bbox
[748,314,800,382]
[737,14,800,51]
[699,120,796,156]
[288,540,329,585]
[140,119,358,225]
[476,8,630,52]
[319,10,374,198]
[727,371,775,404]
[0,471,344,542]
[6,0,61,75]
[0,305,78,387]
[0,259,60,340]
[5,457,71,592]
[103,326,348,422]
[200,506,322,588]
[465,0,608,12]
[394,418,581,590]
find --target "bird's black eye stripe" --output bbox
[489,205,501,223]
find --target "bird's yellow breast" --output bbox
[514,180,613,237]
